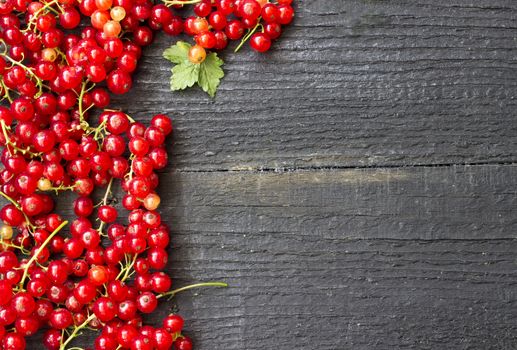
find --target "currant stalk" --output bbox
[0,188,37,231]
[24,0,64,31]
[162,0,203,7]
[119,253,138,282]
[1,121,42,159]
[157,282,228,299]
[235,21,264,53]
[78,81,96,131]
[0,80,13,103]
[96,177,114,235]
[59,313,96,350]
[19,220,68,288]
[0,44,45,97]
[0,239,30,255]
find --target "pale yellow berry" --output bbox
[0,225,13,240]
[41,48,57,62]
[110,6,126,21]
[38,178,52,191]
[143,193,160,211]
[103,20,122,38]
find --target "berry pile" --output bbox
[0,0,294,349]
[183,0,295,56]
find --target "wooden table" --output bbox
[32,0,517,348]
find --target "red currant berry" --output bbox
[93,296,118,322]
[250,32,271,52]
[136,291,158,314]
[277,4,294,25]
[49,308,73,329]
[174,336,193,350]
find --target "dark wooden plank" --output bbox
[111,0,517,170]
[152,165,517,349]
[164,165,517,241]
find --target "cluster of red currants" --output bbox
[183,0,295,57]
[0,101,204,349]
[0,98,203,348]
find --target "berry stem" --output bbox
[55,48,69,65]
[19,220,68,288]
[49,184,77,194]
[78,80,93,131]
[59,312,96,350]
[103,109,136,123]
[91,119,107,143]
[0,46,45,97]
[0,188,37,231]
[162,0,202,7]
[0,80,13,103]
[101,177,114,205]
[25,0,62,30]
[96,177,114,234]
[157,282,228,299]
[0,240,30,255]
[120,253,138,282]
[1,120,42,159]
[125,153,136,180]
[234,21,264,53]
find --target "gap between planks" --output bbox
[174,159,517,174]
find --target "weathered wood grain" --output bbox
[29,165,517,349]
[151,165,517,349]
[111,0,517,170]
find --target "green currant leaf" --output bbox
[198,52,224,98]
[170,63,200,91]
[164,41,225,97]
[163,41,191,64]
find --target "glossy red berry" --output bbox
[265,22,282,39]
[2,333,26,350]
[74,280,97,304]
[60,7,81,29]
[49,308,73,329]
[88,265,109,286]
[226,20,245,40]
[277,4,294,24]
[195,31,217,49]
[136,291,158,313]
[163,314,184,333]
[95,334,118,350]
[117,324,139,348]
[43,329,62,350]
[174,336,193,350]
[250,32,272,52]
[98,205,118,223]
[93,296,118,322]
[153,328,173,350]
[107,69,132,94]
[11,292,36,317]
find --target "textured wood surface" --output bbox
[159,166,517,349]
[28,0,517,349]
[113,0,517,171]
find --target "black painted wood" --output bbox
[26,0,517,349]
[112,0,517,171]
[140,166,517,349]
